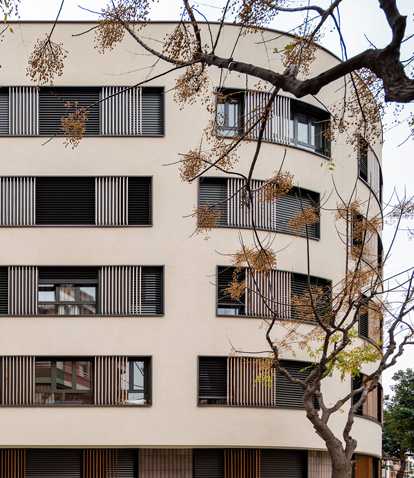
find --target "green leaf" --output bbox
[9,26,13,33]
[285,44,294,50]
[4,14,7,23]
[273,47,278,53]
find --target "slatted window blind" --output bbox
[224,449,260,478]
[0,177,36,225]
[128,177,152,225]
[0,267,8,314]
[139,449,193,478]
[10,87,39,135]
[1,449,26,478]
[94,356,128,405]
[194,449,224,478]
[1,356,35,405]
[352,375,383,422]
[261,449,307,478]
[8,266,38,315]
[308,451,332,478]
[218,267,330,321]
[83,449,118,478]
[199,178,320,238]
[95,177,128,225]
[141,87,164,136]
[198,357,228,405]
[244,91,291,145]
[26,449,82,478]
[0,87,9,135]
[100,87,142,135]
[100,266,163,316]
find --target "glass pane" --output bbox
[59,285,76,302]
[38,284,55,302]
[127,392,146,405]
[75,361,92,390]
[36,392,63,405]
[313,120,323,150]
[64,392,93,405]
[217,102,225,128]
[78,304,96,315]
[128,361,145,391]
[38,304,59,315]
[79,286,96,302]
[67,304,80,315]
[309,122,316,147]
[56,361,72,389]
[297,114,309,144]
[227,102,238,129]
[35,361,51,388]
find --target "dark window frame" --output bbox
[216,89,244,138]
[126,357,152,406]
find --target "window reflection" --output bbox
[38,284,97,315]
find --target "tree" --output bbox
[3,1,414,477]
[383,369,414,478]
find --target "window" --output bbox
[217,266,330,320]
[35,360,93,405]
[38,267,99,315]
[125,358,152,405]
[358,298,382,345]
[216,90,244,137]
[358,136,369,182]
[0,86,164,136]
[199,177,320,239]
[0,175,151,227]
[198,356,318,409]
[290,100,330,155]
[352,375,383,422]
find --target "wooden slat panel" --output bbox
[139,449,193,478]
[8,267,38,315]
[1,449,26,478]
[354,454,372,478]
[224,449,260,478]
[1,357,35,405]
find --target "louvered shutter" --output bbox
[359,309,369,339]
[291,273,330,322]
[352,376,363,415]
[128,177,152,225]
[117,450,137,478]
[139,449,193,478]
[217,267,245,315]
[0,267,8,314]
[0,449,26,478]
[95,177,128,225]
[194,449,224,478]
[276,360,315,409]
[100,266,130,315]
[199,178,228,226]
[140,266,163,315]
[308,451,332,478]
[0,177,36,225]
[9,87,39,135]
[9,266,38,315]
[1,356,35,405]
[38,267,99,283]
[26,449,81,478]
[39,87,100,135]
[0,87,9,135]
[36,177,95,225]
[141,87,164,135]
[261,449,307,478]
[198,357,227,404]
[100,86,142,135]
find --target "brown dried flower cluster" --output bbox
[60,102,88,148]
[163,24,197,65]
[289,205,319,235]
[259,171,294,203]
[179,149,206,182]
[193,205,221,239]
[232,246,277,274]
[96,0,152,52]
[27,36,67,87]
[226,275,246,302]
[292,285,331,324]
[326,69,383,148]
[282,29,321,78]
[174,64,209,109]
[388,198,414,223]
[235,0,283,31]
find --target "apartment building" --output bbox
[0,21,383,477]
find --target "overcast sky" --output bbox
[12,0,414,393]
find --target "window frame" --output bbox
[216,89,244,138]
[37,283,98,316]
[125,357,152,406]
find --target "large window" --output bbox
[290,100,330,155]
[125,359,152,405]
[216,89,244,137]
[35,360,93,405]
[0,86,164,136]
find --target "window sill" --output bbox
[213,224,320,241]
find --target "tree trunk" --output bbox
[331,460,353,478]
[396,456,407,478]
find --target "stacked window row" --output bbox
[0,266,164,316]
[0,448,382,478]
[0,86,164,136]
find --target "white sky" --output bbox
[12,0,414,394]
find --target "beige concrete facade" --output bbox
[0,20,382,466]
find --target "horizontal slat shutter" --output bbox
[261,449,307,478]
[140,266,163,315]
[291,273,330,322]
[0,87,9,135]
[276,360,312,409]
[38,267,99,283]
[128,177,151,225]
[199,178,228,226]
[0,267,8,314]
[194,449,224,478]
[141,87,164,135]
[36,177,95,225]
[198,357,227,403]
[39,87,100,136]
[26,449,81,477]
[117,449,137,477]
[359,309,369,338]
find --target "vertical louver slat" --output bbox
[1,449,26,478]
[8,266,37,315]
[0,87,9,135]
[139,449,193,478]
[36,177,95,225]
[0,177,36,225]
[83,449,117,478]
[141,87,164,136]
[224,449,260,478]
[100,87,142,136]
[10,87,39,136]
[95,177,128,225]
[39,87,99,135]
[100,266,130,314]
[94,356,127,405]
[1,356,35,405]
[308,451,332,478]
[228,357,276,407]
[128,177,151,225]
[198,178,228,226]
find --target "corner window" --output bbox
[290,100,330,155]
[358,136,369,182]
[35,360,93,405]
[216,90,244,137]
